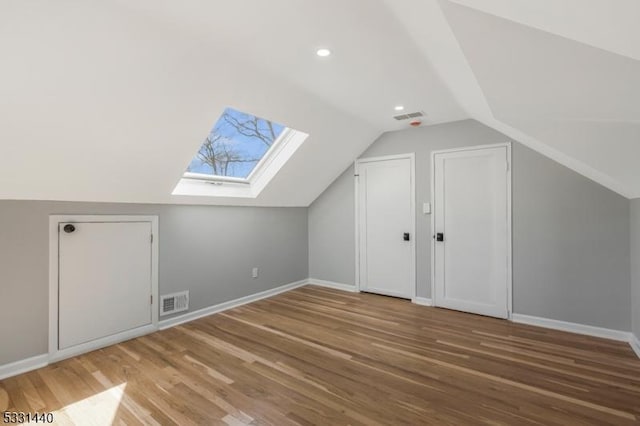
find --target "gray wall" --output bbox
[308,166,355,284]
[0,201,307,366]
[308,119,631,331]
[513,142,629,330]
[632,200,640,340]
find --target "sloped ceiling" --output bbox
[0,0,464,206]
[384,0,640,198]
[440,0,640,196]
[0,0,639,205]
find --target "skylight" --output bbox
[173,107,308,199]
[185,107,287,180]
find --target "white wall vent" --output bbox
[160,291,189,316]
[393,111,424,121]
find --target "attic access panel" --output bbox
[186,107,287,180]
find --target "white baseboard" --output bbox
[512,313,631,342]
[307,278,359,293]
[159,279,309,330]
[0,354,48,381]
[4,285,637,381]
[631,334,640,359]
[49,324,158,364]
[0,279,309,380]
[412,297,433,306]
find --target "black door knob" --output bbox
[436,232,444,242]
[403,232,410,241]
[63,224,76,234]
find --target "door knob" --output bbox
[63,224,76,234]
[403,232,410,241]
[436,233,444,242]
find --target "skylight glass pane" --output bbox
[186,107,286,179]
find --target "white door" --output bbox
[58,221,153,350]
[357,155,415,299]
[433,145,510,319]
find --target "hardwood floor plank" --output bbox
[1,285,639,425]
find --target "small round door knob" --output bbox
[63,224,76,233]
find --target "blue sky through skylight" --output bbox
[187,108,286,178]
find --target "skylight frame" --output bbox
[182,126,292,186]
[182,173,251,185]
[245,128,294,182]
[172,120,308,199]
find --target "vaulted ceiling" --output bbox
[0,0,638,205]
[384,0,640,198]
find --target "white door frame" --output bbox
[430,143,513,318]
[355,153,416,298]
[48,215,159,362]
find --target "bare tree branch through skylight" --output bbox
[187,108,286,178]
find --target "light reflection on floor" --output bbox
[33,384,127,426]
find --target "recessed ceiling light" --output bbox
[316,48,331,57]
[394,105,405,111]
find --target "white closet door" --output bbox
[358,156,415,299]
[434,146,510,318]
[58,221,153,350]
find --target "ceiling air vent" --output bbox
[393,111,425,121]
[160,291,189,316]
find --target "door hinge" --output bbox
[150,233,154,244]
[150,295,153,305]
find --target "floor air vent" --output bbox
[160,291,189,316]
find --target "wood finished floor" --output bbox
[1,285,640,425]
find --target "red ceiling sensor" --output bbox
[409,120,422,127]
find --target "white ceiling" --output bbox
[0,0,464,206]
[445,6,640,123]
[446,0,640,61]
[385,0,640,198]
[0,0,639,205]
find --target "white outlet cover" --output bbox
[423,202,431,214]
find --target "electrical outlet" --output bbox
[252,267,259,278]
